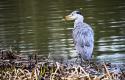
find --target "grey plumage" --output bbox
[65,11,94,61]
[73,22,94,60]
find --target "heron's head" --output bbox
[65,11,84,21]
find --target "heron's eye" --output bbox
[71,14,73,16]
[76,11,81,14]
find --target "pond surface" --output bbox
[0,0,125,63]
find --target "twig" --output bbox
[50,62,60,80]
[103,63,112,79]
[79,65,91,80]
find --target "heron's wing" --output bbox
[72,23,94,60]
[72,23,94,47]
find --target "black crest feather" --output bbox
[76,11,81,15]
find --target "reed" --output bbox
[0,49,125,80]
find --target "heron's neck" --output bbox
[74,19,83,28]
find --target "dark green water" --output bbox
[0,0,125,63]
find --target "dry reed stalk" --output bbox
[50,62,60,80]
[79,65,91,80]
[103,63,112,79]
[34,68,38,80]
[93,76,100,80]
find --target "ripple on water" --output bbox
[97,53,125,63]
[96,36,125,53]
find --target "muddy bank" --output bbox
[0,49,125,80]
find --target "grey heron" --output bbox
[64,11,94,61]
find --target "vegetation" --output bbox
[0,49,125,80]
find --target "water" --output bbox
[0,0,125,63]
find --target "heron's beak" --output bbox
[64,15,75,21]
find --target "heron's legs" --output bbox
[75,53,85,65]
[79,54,84,65]
[75,55,79,64]
[75,53,94,67]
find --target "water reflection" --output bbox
[97,36,125,53]
[0,0,125,62]
[97,53,125,64]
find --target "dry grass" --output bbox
[0,62,125,80]
[0,49,125,80]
